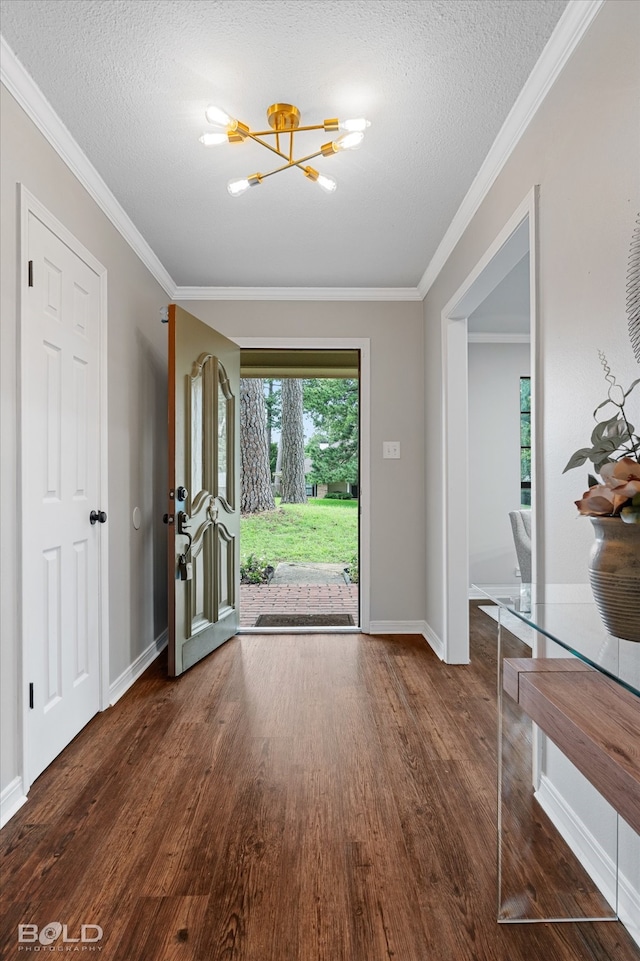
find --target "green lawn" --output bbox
[240,498,358,564]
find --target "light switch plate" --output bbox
[383,441,400,459]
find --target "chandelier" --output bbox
[199,102,370,196]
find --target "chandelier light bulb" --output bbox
[304,167,337,193]
[316,174,337,194]
[199,132,229,146]
[205,104,235,128]
[339,118,371,133]
[227,178,251,197]
[227,174,262,196]
[334,131,365,151]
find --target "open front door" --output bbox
[167,304,240,677]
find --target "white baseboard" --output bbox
[422,620,445,660]
[109,630,168,706]
[536,773,640,946]
[368,620,445,661]
[369,619,427,635]
[468,583,519,600]
[0,776,28,829]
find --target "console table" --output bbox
[475,585,640,928]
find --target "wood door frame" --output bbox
[233,336,370,634]
[18,185,110,790]
[440,187,540,663]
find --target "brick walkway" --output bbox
[240,584,359,628]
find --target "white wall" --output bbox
[0,85,169,802]
[468,343,530,586]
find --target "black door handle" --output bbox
[177,511,193,556]
[90,510,107,525]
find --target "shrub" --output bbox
[324,491,353,500]
[346,553,359,584]
[240,554,274,585]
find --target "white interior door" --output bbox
[22,202,105,783]
[167,305,241,677]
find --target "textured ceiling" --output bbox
[0,0,568,288]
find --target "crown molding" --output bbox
[417,0,605,299]
[175,285,422,302]
[0,35,176,297]
[467,332,530,343]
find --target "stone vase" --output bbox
[589,516,640,642]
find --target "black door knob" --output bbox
[90,510,107,525]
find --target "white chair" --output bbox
[509,510,532,611]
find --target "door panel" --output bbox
[24,211,102,781]
[167,305,240,676]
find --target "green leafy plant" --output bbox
[240,554,274,585]
[346,553,359,584]
[563,352,640,522]
[324,491,354,500]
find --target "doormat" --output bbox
[254,613,355,627]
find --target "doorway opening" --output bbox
[440,188,538,663]
[238,348,361,630]
[467,253,531,596]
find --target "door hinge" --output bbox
[28,261,34,287]
[29,682,34,709]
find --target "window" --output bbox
[520,376,531,507]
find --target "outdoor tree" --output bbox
[280,378,308,503]
[264,378,282,491]
[264,379,281,454]
[269,441,278,478]
[239,378,275,513]
[304,379,359,485]
[273,435,283,495]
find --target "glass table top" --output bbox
[474,583,640,697]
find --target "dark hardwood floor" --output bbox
[1,604,638,960]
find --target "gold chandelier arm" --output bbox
[241,133,337,179]
[246,132,290,162]
[256,146,328,181]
